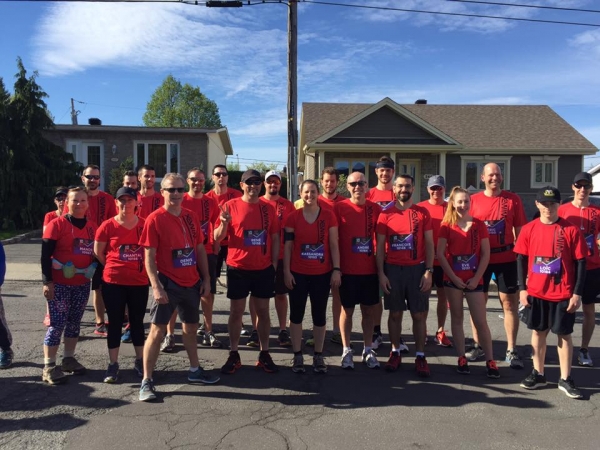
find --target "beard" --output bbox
[397,191,412,202]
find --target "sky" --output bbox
[1,0,600,171]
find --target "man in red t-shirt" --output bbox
[335,172,382,370]
[123,170,139,190]
[215,169,280,375]
[137,165,164,219]
[138,173,219,401]
[558,172,600,367]
[376,174,434,377]
[469,162,527,369]
[515,186,587,399]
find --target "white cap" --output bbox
[265,170,281,181]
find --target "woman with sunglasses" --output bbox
[284,179,341,374]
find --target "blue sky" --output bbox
[1,0,600,170]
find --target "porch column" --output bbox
[439,151,447,179]
[318,151,324,177]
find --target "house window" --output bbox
[460,156,512,191]
[134,141,180,181]
[334,158,378,187]
[530,156,559,188]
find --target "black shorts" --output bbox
[207,254,217,295]
[482,261,518,294]
[92,264,104,290]
[443,280,483,293]
[274,261,289,296]
[149,274,201,325]
[582,267,600,305]
[340,274,379,308]
[383,263,429,313]
[433,266,444,289]
[289,271,331,327]
[525,296,575,335]
[227,265,275,300]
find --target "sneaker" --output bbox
[435,330,453,348]
[558,377,583,399]
[197,322,206,337]
[278,329,292,347]
[188,367,221,384]
[341,348,354,370]
[42,365,67,385]
[61,356,86,375]
[0,349,14,369]
[134,358,144,378]
[415,355,430,378]
[362,349,380,369]
[291,353,305,373]
[305,335,315,347]
[257,351,279,373]
[240,328,250,337]
[399,338,409,354]
[221,351,242,374]
[385,352,401,372]
[103,362,119,383]
[465,344,485,361]
[94,323,108,337]
[160,334,175,353]
[201,331,223,348]
[457,356,470,374]
[121,327,132,344]
[313,354,328,373]
[246,329,259,347]
[505,349,524,369]
[371,333,383,350]
[578,348,593,367]
[43,313,50,327]
[486,360,500,378]
[520,369,547,390]
[139,378,157,401]
[330,331,343,345]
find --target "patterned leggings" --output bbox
[44,283,90,347]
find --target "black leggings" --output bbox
[288,271,331,327]
[103,283,149,349]
[216,245,228,276]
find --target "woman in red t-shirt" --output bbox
[94,187,149,383]
[284,180,341,374]
[437,187,498,378]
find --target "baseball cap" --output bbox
[265,170,281,181]
[427,175,445,188]
[115,186,138,200]
[573,172,592,184]
[536,186,561,204]
[241,169,262,183]
[54,187,68,198]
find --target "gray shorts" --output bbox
[149,273,201,325]
[383,263,429,314]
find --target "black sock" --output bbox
[374,325,381,335]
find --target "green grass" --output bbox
[0,229,33,240]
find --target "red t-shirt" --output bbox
[470,190,527,264]
[514,218,587,301]
[438,219,489,284]
[139,207,204,287]
[285,207,338,275]
[138,192,164,219]
[366,187,396,211]
[95,217,148,286]
[335,199,381,275]
[43,211,60,228]
[43,216,98,286]
[558,202,600,271]
[206,188,243,246]
[182,193,219,255]
[318,194,345,210]
[85,190,118,226]
[417,200,448,267]
[221,198,278,270]
[376,204,432,266]
[261,196,295,260]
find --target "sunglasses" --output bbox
[574,183,591,190]
[213,172,228,177]
[348,181,367,187]
[429,186,444,191]
[244,179,262,186]
[189,177,206,183]
[266,179,281,185]
[55,195,67,201]
[83,175,100,180]
[163,187,185,194]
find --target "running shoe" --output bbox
[578,348,593,367]
[305,336,315,347]
[257,351,279,373]
[456,356,470,374]
[520,369,547,390]
[94,323,108,337]
[558,377,583,399]
[341,348,354,370]
[42,365,67,385]
[435,330,453,348]
[465,344,485,361]
[278,329,292,347]
[415,355,430,378]
[246,330,259,348]
[139,379,157,402]
[371,333,383,350]
[330,331,343,345]
[385,352,401,372]
[160,334,175,353]
[197,322,206,337]
[362,349,380,369]
[399,338,409,354]
[61,356,86,375]
[221,351,242,374]
[121,326,132,344]
[240,328,250,337]
[134,358,144,378]
[103,362,119,383]
[43,313,50,327]
[486,360,500,378]
[505,349,524,369]
[291,353,305,373]
[313,354,327,373]
[202,331,223,348]
[188,367,220,384]
[0,349,13,369]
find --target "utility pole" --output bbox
[287,0,298,201]
[70,98,79,125]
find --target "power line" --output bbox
[75,100,146,111]
[446,0,600,14]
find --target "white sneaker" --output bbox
[399,338,409,354]
[578,348,593,367]
[362,349,380,369]
[371,334,383,350]
[341,348,354,370]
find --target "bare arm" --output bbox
[376,232,391,294]
[329,226,341,288]
[271,232,280,269]
[94,241,107,266]
[145,247,168,304]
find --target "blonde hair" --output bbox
[442,186,470,228]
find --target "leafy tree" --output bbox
[107,156,134,196]
[143,74,222,128]
[226,161,240,172]
[247,162,279,174]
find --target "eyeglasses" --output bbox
[55,195,66,201]
[348,181,367,187]
[574,183,591,190]
[429,186,444,191]
[396,184,412,189]
[213,172,228,177]
[189,178,206,183]
[244,179,262,186]
[83,175,100,180]
[163,187,185,193]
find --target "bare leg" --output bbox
[412,311,427,353]
[332,286,341,333]
[466,291,493,359]
[447,287,465,356]
[388,310,403,351]
[581,303,596,349]
[531,329,549,374]
[93,288,106,325]
[166,310,177,336]
[143,323,167,380]
[360,304,375,349]
[252,296,271,351]
[275,294,288,331]
[557,333,573,380]
[228,298,247,352]
[181,322,200,368]
[340,306,354,348]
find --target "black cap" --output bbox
[54,187,68,198]
[573,172,592,184]
[536,186,561,204]
[115,187,138,200]
[241,169,261,183]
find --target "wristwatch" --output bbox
[425,267,434,274]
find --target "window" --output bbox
[460,156,512,191]
[530,156,559,188]
[334,158,378,187]
[134,141,180,181]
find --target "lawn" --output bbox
[0,229,33,240]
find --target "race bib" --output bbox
[452,254,478,272]
[532,256,561,275]
[300,244,325,261]
[377,200,395,211]
[352,237,372,254]
[119,244,143,262]
[390,234,413,251]
[484,219,505,236]
[73,238,94,256]
[172,248,197,268]
[244,230,266,246]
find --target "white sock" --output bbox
[63,350,74,358]
[189,366,199,372]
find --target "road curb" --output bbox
[1,229,42,245]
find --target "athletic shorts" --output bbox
[274,260,289,296]
[582,267,600,305]
[443,280,483,293]
[525,296,575,335]
[383,263,429,314]
[433,266,444,289]
[149,273,201,325]
[340,274,379,308]
[227,265,275,300]
[207,254,217,295]
[482,261,518,294]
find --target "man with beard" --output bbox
[137,165,164,219]
[376,174,434,377]
[123,170,139,190]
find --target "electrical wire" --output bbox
[446,0,600,14]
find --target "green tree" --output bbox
[143,75,222,128]
[108,156,134,196]
[247,162,279,174]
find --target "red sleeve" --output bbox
[285,211,296,229]
[328,208,339,227]
[95,220,110,242]
[139,215,159,248]
[439,223,450,240]
[44,218,61,240]
[376,212,387,235]
[210,197,220,224]
[514,224,530,255]
[513,195,527,228]
[43,212,56,227]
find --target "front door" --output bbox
[397,159,421,201]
